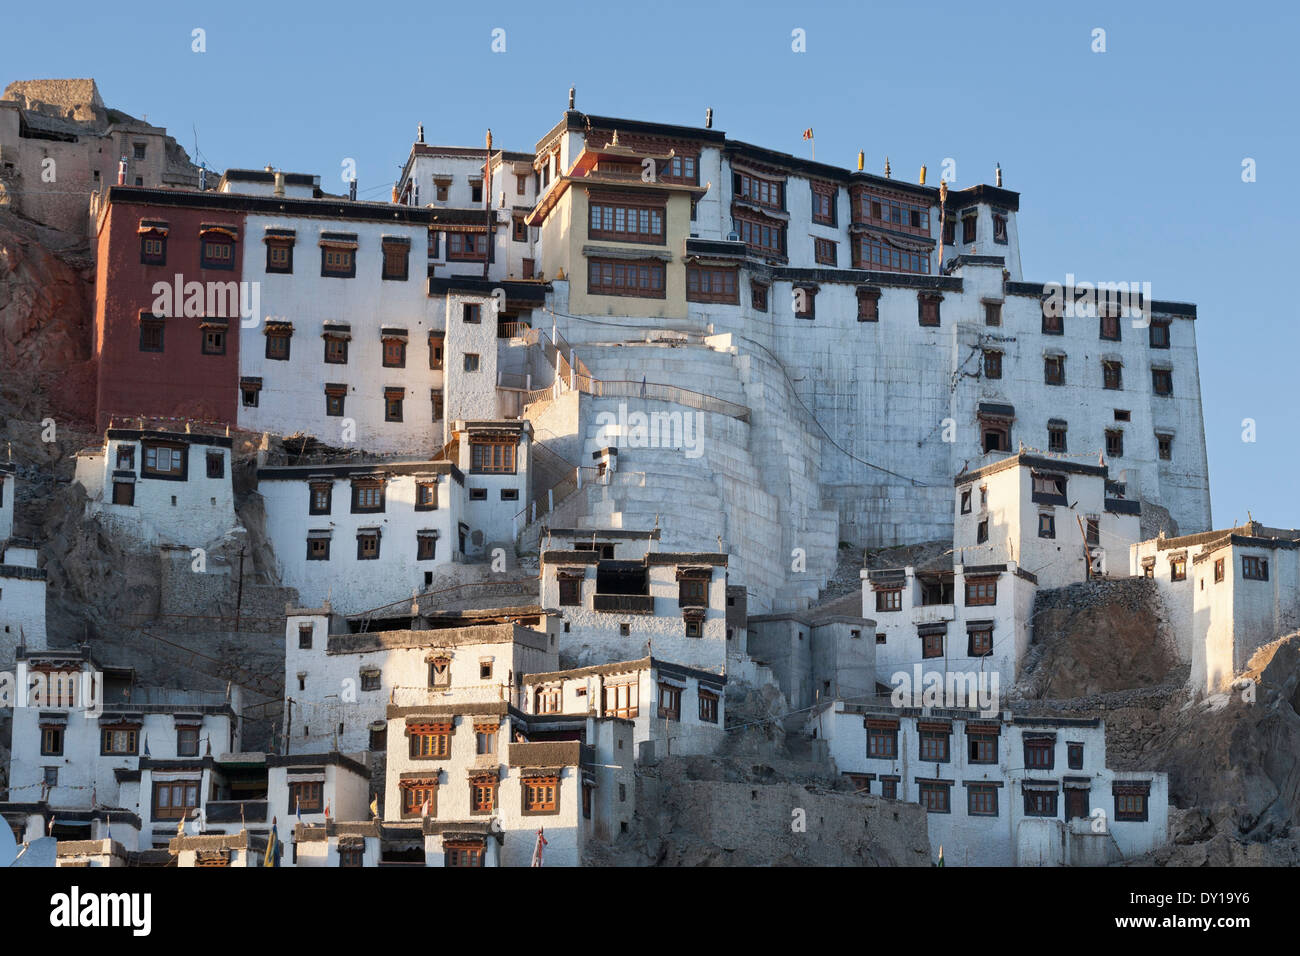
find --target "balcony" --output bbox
[592,593,655,615]
[205,800,268,824]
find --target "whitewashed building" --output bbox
[862,562,1037,703]
[745,611,876,713]
[0,538,46,658]
[520,655,727,760]
[73,427,238,551]
[811,701,1168,866]
[953,453,1141,590]
[539,537,729,673]
[283,604,556,755]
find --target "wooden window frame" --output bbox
[866,725,897,759]
[875,588,902,612]
[983,350,1002,379]
[416,533,438,561]
[308,482,332,516]
[470,778,498,814]
[813,236,837,266]
[587,257,666,299]
[470,440,517,474]
[1170,555,1187,581]
[856,287,880,322]
[324,336,349,365]
[139,316,165,353]
[855,189,931,236]
[734,213,785,258]
[685,264,739,304]
[1102,360,1122,390]
[265,329,291,361]
[201,326,227,356]
[657,683,682,721]
[1149,320,1171,349]
[603,681,638,719]
[967,732,997,764]
[111,481,136,506]
[856,235,931,274]
[350,479,385,514]
[921,631,944,659]
[967,627,993,657]
[409,725,451,759]
[558,575,582,607]
[445,843,485,867]
[1068,742,1084,770]
[811,184,837,226]
[400,782,437,818]
[919,782,951,813]
[152,779,200,820]
[588,200,666,244]
[40,726,64,756]
[751,282,769,312]
[200,236,235,271]
[733,170,784,211]
[356,530,381,561]
[447,232,488,261]
[265,239,293,274]
[289,780,323,813]
[699,689,719,723]
[320,245,356,278]
[141,441,186,480]
[918,294,941,327]
[1024,739,1055,770]
[306,535,331,561]
[382,338,407,369]
[1152,368,1173,396]
[919,729,950,762]
[384,388,404,423]
[415,482,438,511]
[522,776,559,815]
[1242,555,1268,581]
[1106,429,1124,459]
[965,578,997,606]
[1214,557,1225,583]
[1023,789,1058,818]
[140,232,167,266]
[968,783,999,816]
[381,239,410,281]
[984,301,1002,326]
[1044,355,1066,386]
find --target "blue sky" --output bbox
[9,0,1297,529]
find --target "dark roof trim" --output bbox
[104,186,446,227]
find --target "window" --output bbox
[381,239,409,280]
[976,519,989,544]
[1038,512,1056,539]
[992,213,1008,243]
[446,843,484,867]
[351,480,384,513]
[1100,313,1121,341]
[811,185,836,224]
[942,215,956,245]
[40,726,64,756]
[1114,784,1150,822]
[289,781,323,812]
[751,283,769,312]
[298,624,313,649]
[434,181,449,202]
[447,232,487,260]
[412,482,437,511]
[919,728,949,762]
[1149,320,1171,349]
[306,535,330,561]
[686,265,739,304]
[535,685,562,714]
[1106,429,1124,458]
[101,727,139,755]
[400,783,436,817]
[469,488,486,501]
[356,531,380,560]
[968,628,993,657]
[588,201,666,243]
[921,630,944,659]
[875,589,902,612]
[1024,738,1054,770]
[658,683,682,720]
[116,445,136,470]
[1142,561,1154,579]
[309,482,332,515]
[699,690,719,723]
[880,778,898,800]
[1157,433,1173,461]
[734,171,784,210]
[112,481,135,506]
[265,239,293,274]
[678,577,707,607]
[1048,423,1068,453]
[958,490,972,515]
[133,143,147,160]
[857,287,880,322]
[470,441,516,474]
[409,724,451,758]
[866,724,897,758]
[961,212,977,243]
[266,329,291,360]
[428,658,450,688]
[1152,368,1173,396]
[431,390,445,422]
[1044,355,1065,385]
[734,212,787,258]
[470,778,497,813]
[967,731,997,764]
[500,488,519,502]
[920,782,950,813]
[1170,555,1187,581]
[360,669,380,691]
[321,245,356,277]
[384,388,404,423]
[512,217,527,242]
[44,767,58,787]
[201,327,226,355]
[475,724,497,755]
[142,442,185,478]
[382,337,406,368]
[587,258,666,298]
[1068,743,1084,770]
[152,780,200,820]
[559,576,582,607]
[140,317,165,352]
[479,660,493,680]
[968,784,998,816]
[141,233,166,265]
[856,234,930,272]
[417,533,438,561]
[984,301,1001,326]
[856,190,930,236]
[795,286,816,319]
[1103,361,1122,390]
[1242,556,1269,581]
[983,350,1002,379]
[965,578,997,606]
[1214,557,1225,583]
[324,336,348,364]
[603,681,638,718]
[1042,303,1063,334]
[1086,517,1100,547]
[339,845,365,867]
[516,173,528,196]
[1024,789,1058,817]
[661,155,699,184]
[523,777,559,813]
[471,181,483,204]
[918,295,941,327]
[813,237,837,265]
[201,236,235,270]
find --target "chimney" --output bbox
[705,107,713,129]
[273,170,285,197]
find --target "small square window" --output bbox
[1068,743,1084,770]
[1038,512,1056,539]
[500,488,519,501]
[1106,429,1124,458]
[983,350,1002,379]
[266,240,293,274]
[382,240,409,281]
[619,622,631,637]
[205,451,224,479]
[201,328,226,355]
[112,481,135,506]
[324,337,349,364]
[1152,368,1173,396]
[1044,355,1065,386]
[464,303,482,324]
[298,625,313,649]
[469,488,487,501]
[1157,433,1173,461]
[960,490,971,514]
[984,302,1001,326]
[140,318,165,352]
[356,532,380,560]
[463,353,480,373]
[306,536,331,560]
[1048,425,1067,453]
[479,660,493,680]
[382,338,407,368]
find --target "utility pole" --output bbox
[1076,515,1093,580]
[483,128,493,281]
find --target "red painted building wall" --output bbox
[94,190,246,430]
